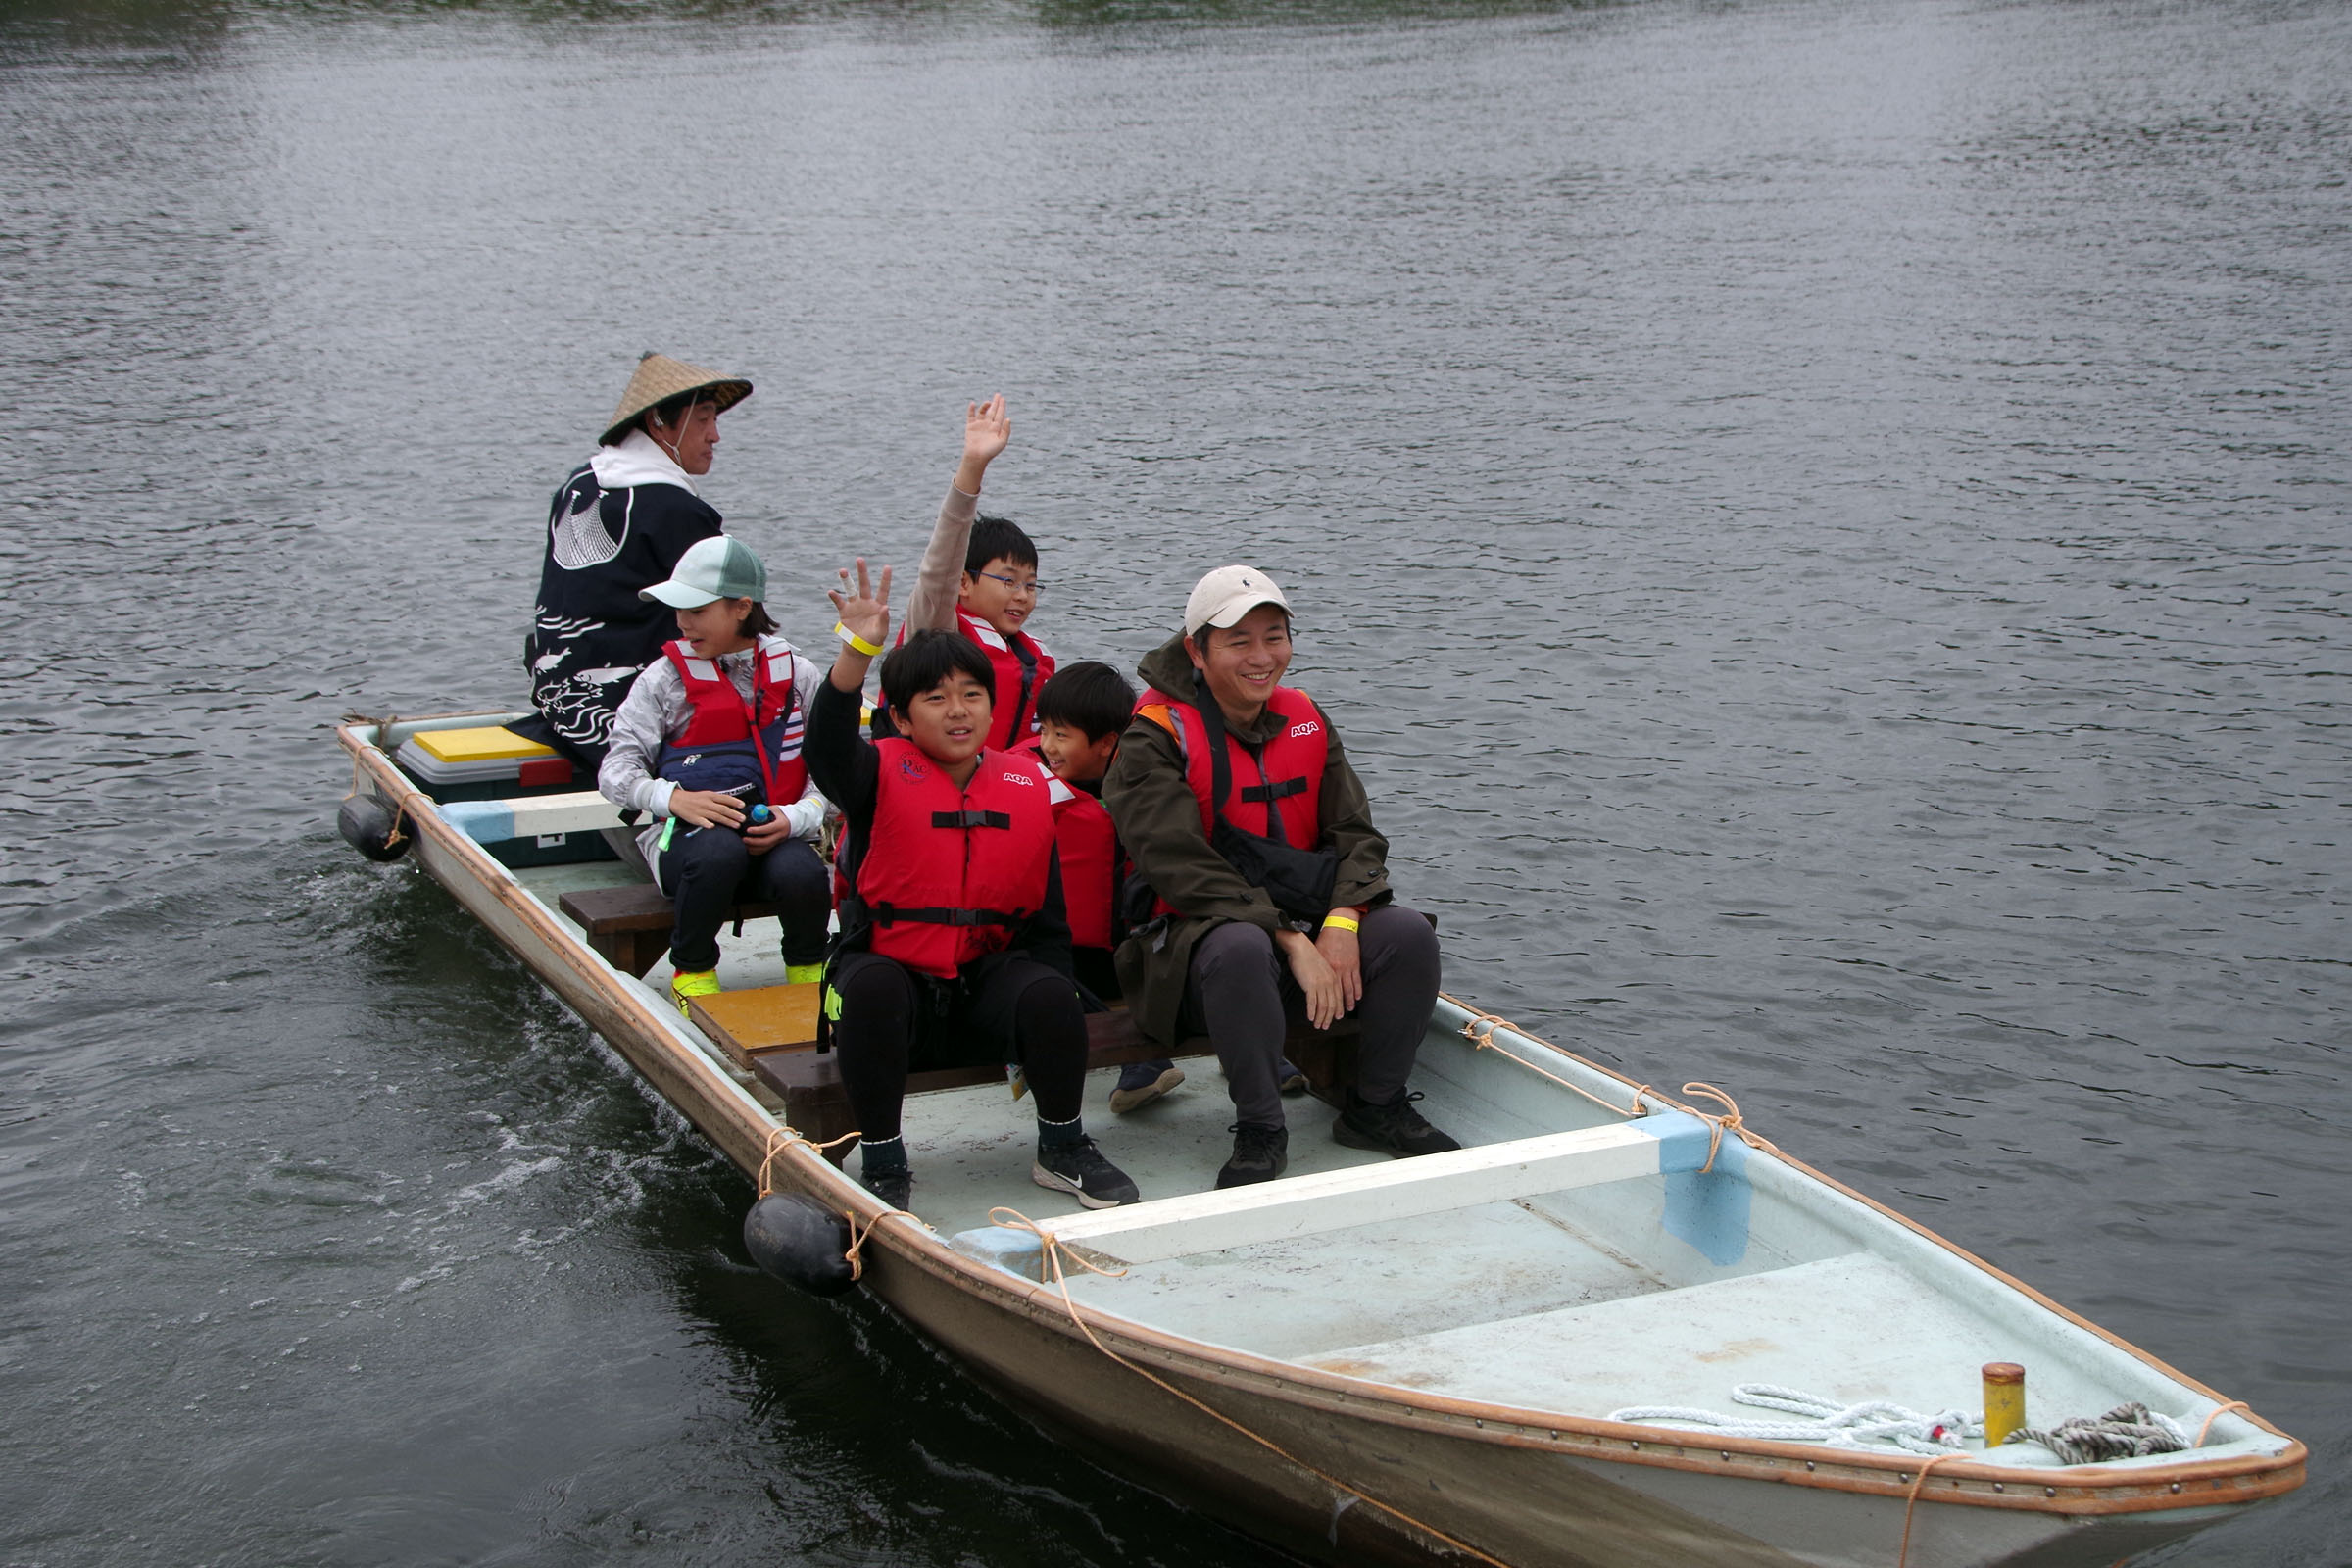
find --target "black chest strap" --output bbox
[932,809,1013,830]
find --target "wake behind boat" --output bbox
[337,710,2303,1568]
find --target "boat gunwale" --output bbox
[336,717,2309,1522]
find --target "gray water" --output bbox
[2,1,2346,1563]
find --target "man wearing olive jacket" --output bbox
[1104,565,1457,1189]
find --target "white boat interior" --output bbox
[380,713,2289,1478]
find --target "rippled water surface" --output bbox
[2,0,2346,1563]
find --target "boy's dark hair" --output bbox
[880,629,996,718]
[1037,661,1135,743]
[738,601,778,639]
[964,514,1039,575]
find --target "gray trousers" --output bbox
[1183,905,1442,1130]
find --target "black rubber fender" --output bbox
[743,1192,858,1297]
[337,793,409,862]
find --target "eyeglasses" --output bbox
[975,571,1045,596]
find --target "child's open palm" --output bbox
[963,393,1011,467]
[828,557,895,650]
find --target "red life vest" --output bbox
[656,638,808,808]
[1016,738,1122,951]
[956,608,1055,752]
[856,739,1064,978]
[1133,687,1330,919]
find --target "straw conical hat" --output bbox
[600,351,753,445]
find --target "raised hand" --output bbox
[824,557,895,692]
[955,394,1011,494]
[965,393,1010,466]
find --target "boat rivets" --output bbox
[1629,1441,1640,1450]
[1722,1451,1733,1462]
[1474,1419,1484,1429]
[1805,1461,1816,1472]
[2045,1488,2057,1498]
[1992,1482,2004,1493]
[2171,1483,2181,1494]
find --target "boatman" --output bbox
[521,351,753,773]
[1103,566,1457,1189]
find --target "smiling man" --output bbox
[1104,565,1456,1189]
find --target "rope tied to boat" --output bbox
[754,1125,862,1199]
[841,1206,928,1282]
[1678,1082,1782,1172]
[986,1208,1520,1568]
[2195,1399,2250,1446]
[1607,1383,1980,1457]
[1457,1009,1644,1120]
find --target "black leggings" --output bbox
[656,828,831,972]
[830,951,1089,1141]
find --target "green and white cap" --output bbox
[640,535,766,609]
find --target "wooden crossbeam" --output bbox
[1039,1121,1665,1264]
[439,790,624,845]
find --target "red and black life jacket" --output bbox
[852,739,1065,978]
[655,638,808,808]
[956,608,1055,752]
[1138,685,1327,849]
[1016,738,1123,952]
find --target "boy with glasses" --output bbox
[899,396,1057,751]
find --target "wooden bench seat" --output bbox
[557,881,782,979]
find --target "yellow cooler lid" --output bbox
[410,726,561,764]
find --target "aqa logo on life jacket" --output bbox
[1001,771,1037,787]
[1288,722,1319,740]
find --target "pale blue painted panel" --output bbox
[439,800,517,844]
[1633,1110,1751,1267]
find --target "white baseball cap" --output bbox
[1183,564,1292,638]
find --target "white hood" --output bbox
[588,428,699,495]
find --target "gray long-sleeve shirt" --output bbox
[597,635,831,865]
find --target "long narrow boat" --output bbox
[337,712,2303,1568]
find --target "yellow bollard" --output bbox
[1983,1362,2027,1448]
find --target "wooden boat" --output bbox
[337,711,2304,1568]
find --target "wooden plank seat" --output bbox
[1034,1120,1669,1264]
[557,882,783,979]
[750,1004,1362,1164]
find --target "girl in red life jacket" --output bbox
[800,558,1138,1216]
[598,535,833,1018]
[887,396,1057,751]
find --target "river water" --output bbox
[1,0,2345,1563]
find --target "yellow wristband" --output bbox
[835,621,884,658]
[1322,913,1360,934]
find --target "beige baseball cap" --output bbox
[1183,564,1293,638]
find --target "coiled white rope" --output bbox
[1608,1384,1981,1457]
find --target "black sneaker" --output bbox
[861,1166,913,1211]
[1276,1056,1310,1095]
[1333,1091,1460,1158]
[1032,1137,1141,1209]
[1216,1123,1290,1189]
